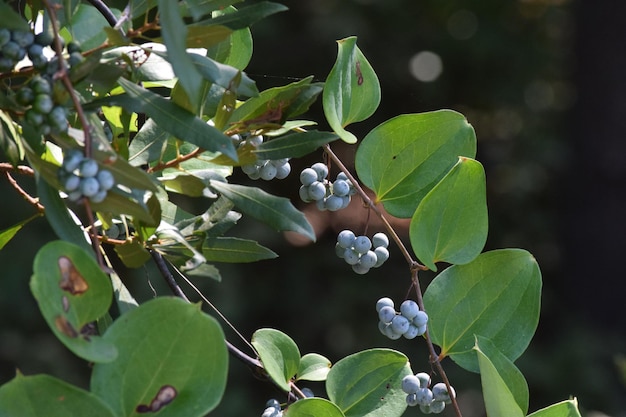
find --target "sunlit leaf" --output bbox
[202,237,277,263]
[252,328,301,391]
[296,353,332,382]
[527,399,582,417]
[284,398,345,417]
[0,214,41,251]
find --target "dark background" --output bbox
[1,0,625,416]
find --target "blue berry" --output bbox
[0,29,10,47]
[400,300,420,320]
[351,263,370,275]
[247,135,263,146]
[97,170,115,191]
[339,195,351,209]
[358,250,378,269]
[80,159,99,178]
[310,162,328,181]
[261,407,278,417]
[375,297,394,312]
[335,242,347,258]
[307,181,326,201]
[337,230,356,248]
[372,232,389,248]
[353,235,371,254]
[417,324,428,336]
[274,162,291,179]
[2,41,24,61]
[419,404,432,414]
[402,375,421,394]
[300,168,318,186]
[412,311,429,327]
[33,94,54,114]
[260,163,277,180]
[373,246,389,267]
[403,324,420,339]
[415,372,431,388]
[406,393,419,407]
[301,388,314,398]
[378,306,396,324]
[429,400,446,413]
[265,399,281,410]
[90,189,107,203]
[299,185,312,202]
[242,164,258,175]
[432,383,455,404]
[11,31,34,48]
[63,149,84,172]
[391,315,410,334]
[325,195,343,211]
[80,177,100,197]
[343,248,360,265]
[64,174,80,192]
[332,179,350,196]
[416,388,434,406]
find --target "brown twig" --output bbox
[3,170,45,213]
[147,147,204,174]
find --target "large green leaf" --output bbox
[254,130,339,160]
[209,180,315,241]
[252,328,301,392]
[188,52,257,97]
[111,78,238,160]
[30,241,117,363]
[192,1,288,30]
[203,237,277,263]
[128,119,170,166]
[91,297,228,417]
[0,214,40,251]
[206,7,253,70]
[326,349,410,417]
[0,2,30,31]
[323,36,380,144]
[409,157,487,271]
[0,374,116,417]
[423,249,542,372]
[355,110,476,218]
[158,0,205,110]
[474,336,528,417]
[284,398,345,417]
[296,353,332,382]
[69,4,118,50]
[527,399,582,417]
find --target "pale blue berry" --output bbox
[340,195,351,209]
[378,306,396,324]
[391,315,410,334]
[80,177,100,197]
[417,324,428,336]
[375,297,394,312]
[80,159,99,178]
[415,372,431,388]
[262,407,277,417]
[385,325,402,340]
[332,179,350,196]
[429,400,446,413]
[308,181,326,201]
[401,375,421,394]
[412,311,429,327]
[406,393,419,407]
[358,250,378,269]
[248,170,261,180]
[97,170,115,191]
[255,158,269,167]
[271,158,289,167]
[315,198,327,211]
[260,163,277,180]
[372,232,389,248]
[67,190,82,202]
[299,168,317,186]
[353,235,371,254]
[336,172,348,181]
[64,150,84,172]
[247,135,263,146]
[400,300,420,320]
[265,399,281,410]
[378,321,391,336]
[301,388,314,398]
[325,195,344,211]
[343,248,360,265]
[242,164,259,175]
[337,230,356,248]
[274,162,291,179]
[351,263,370,275]
[432,383,455,404]
[335,243,347,258]
[64,174,80,192]
[299,185,312,202]
[373,246,389,267]
[419,404,432,414]
[310,162,328,181]
[403,324,420,339]
[416,388,434,406]
[90,189,107,204]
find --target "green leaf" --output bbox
[527,399,582,417]
[209,180,315,241]
[193,1,288,31]
[158,0,204,110]
[252,328,301,392]
[114,238,151,268]
[0,214,41,251]
[323,36,380,144]
[91,297,228,417]
[474,336,528,416]
[203,237,277,263]
[30,241,117,363]
[423,249,542,372]
[254,130,339,160]
[128,119,170,166]
[409,157,487,271]
[185,25,232,49]
[112,78,238,161]
[109,268,138,314]
[296,353,332,382]
[355,110,477,218]
[0,373,116,417]
[0,3,30,31]
[326,349,410,417]
[284,398,345,417]
[155,225,206,272]
[206,8,253,70]
[188,53,258,97]
[69,4,117,50]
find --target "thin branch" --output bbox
[3,171,45,213]
[147,147,204,174]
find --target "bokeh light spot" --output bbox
[409,51,443,82]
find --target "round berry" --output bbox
[260,163,277,180]
[63,150,84,172]
[248,169,261,180]
[68,51,84,67]
[339,195,351,209]
[343,248,360,265]
[373,246,389,267]
[247,135,263,146]
[63,174,80,192]
[31,76,52,95]
[265,399,281,410]
[67,41,81,54]
[25,109,44,126]
[416,387,434,406]
[262,407,277,417]
[274,162,291,179]
[417,324,428,336]
[384,325,402,340]
[307,181,326,201]
[242,164,259,175]
[337,229,356,248]
[375,297,394,312]
[432,383,455,404]
[89,189,108,203]
[299,168,317,186]
[301,387,314,398]
[378,321,391,336]
[27,43,44,60]
[0,57,14,72]
[298,185,312,202]
[391,315,410,334]
[351,263,370,275]
[358,250,378,269]
[310,162,328,181]
[419,404,433,414]
[79,159,99,177]
[412,311,429,327]
[353,235,372,254]
[2,41,24,61]
[406,393,419,407]
[80,177,100,197]
[378,306,396,324]
[11,31,34,48]
[34,31,54,47]
[33,94,54,114]
[400,300,420,320]
[48,106,68,132]
[401,374,421,394]
[16,87,34,106]
[415,372,431,388]
[254,158,269,167]
[97,169,115,191]
[335,242,347,258]
[372,232,389,248]
[67,190,82,202]
[403,324,420,339]
[324,195,343,211]
[332,179,350,196]
[429,400,446,413]
[315,197,327,211]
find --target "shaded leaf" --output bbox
[252,328,301,392]
[323,36,380,144]
[284,398,345,417]
[114,238,151,268]
[0,3,30,31]
[355,110,476,218]
[423,249,542,372]
[193,1,288,30]
[0,214,41,251]
[410,157,487,271]
[296,353,332,382]
[254,130,339,160]
[203,237,277,263]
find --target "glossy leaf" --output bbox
[69,4,116,50]
[326,349,411,417]
[158,0,205,110]
[91,297,228,417]
[527,399,582,417]
[0,373,116,417]
[355,110,477,218]
[410,157,487,271]
[296,353,332,382]
[254,130,339,160]
[284,398,345,417]
[323,36,380,144]
[202,237,277,263]
[206,7,253,70]
[252,328,301,392]
[113,78,238,160]
[128,119,170,166]
[474,336,528,416]
[188,53,258,97]
[0,214,41,251]
[209,180,315,241]
[30,241,117,363]
[193,1,288,30]
[423,249,542,372]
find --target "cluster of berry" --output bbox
[335,231,390,274]
[299,163,356,211]
[17,75,69,135]
[402,372,455,414]
[376,297,428,340]
[239,135,291,181]
[58,149,115,203]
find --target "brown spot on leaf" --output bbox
[54,315,78,338]
[136,385,177,413]
[356,60,364,86]
[62,296,70,312]
[58,256,88,295]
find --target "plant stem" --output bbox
[1,164,45,213]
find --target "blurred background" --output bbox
[1,0,625,416]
